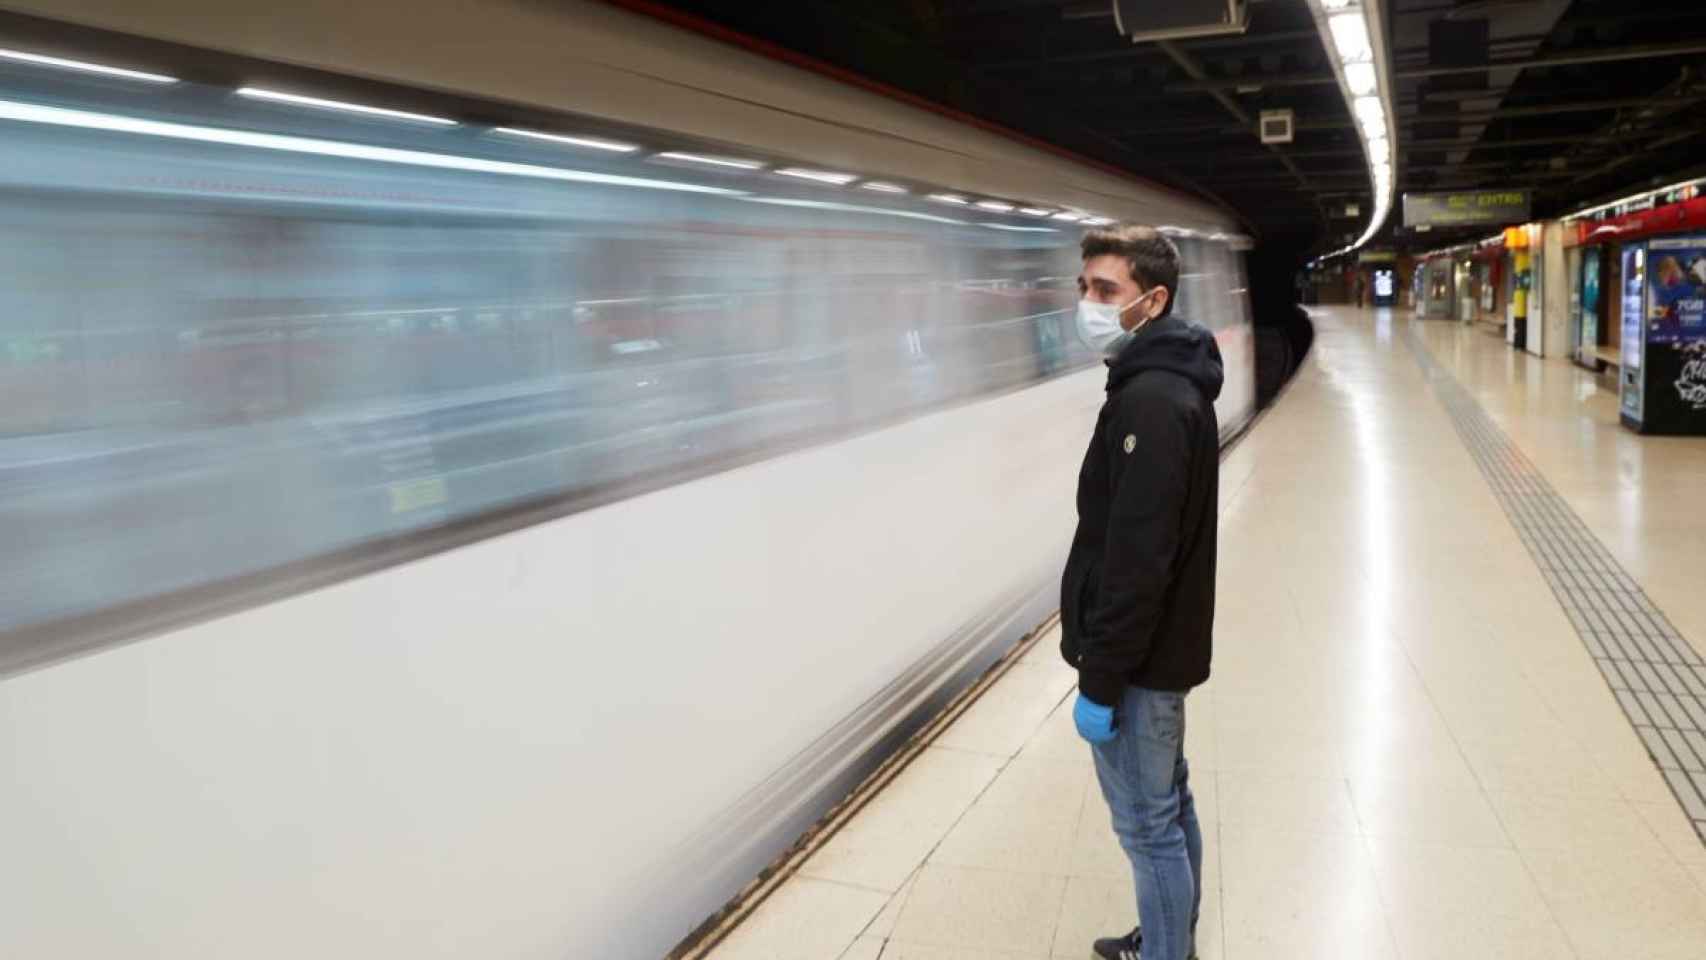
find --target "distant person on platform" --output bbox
[1061,224,1221,960]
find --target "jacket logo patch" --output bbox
[1123,434,1136,454]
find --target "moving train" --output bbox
[0,2,1255,957]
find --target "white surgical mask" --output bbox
[1075,288,1158,356]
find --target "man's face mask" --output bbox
[1076,286,1161,356]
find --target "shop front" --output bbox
[1563,181,1706,434]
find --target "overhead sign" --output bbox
[1403,190,1531,228]
[1358,250,1396,263]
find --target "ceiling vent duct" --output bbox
[1112,0,1248,43]
[1259,109,1295,144]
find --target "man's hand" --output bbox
[1073,693,1117,744]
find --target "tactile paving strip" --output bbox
[1405,327,1706,844]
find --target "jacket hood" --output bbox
[1105,313,1224,401]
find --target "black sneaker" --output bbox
[1091,927,1198,960]
[1092,927,1140,960]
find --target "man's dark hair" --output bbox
[1081,224,1181,319]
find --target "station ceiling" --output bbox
[625,0,1706,257]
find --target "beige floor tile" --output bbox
[1338,736,1481,792]
[933,662,1074,758]
[1068,800,1133,883]
[930,794,1079,876]
[1520,846,1706,958]
[1457,738,1624,800]
[863,875,917,939]
[1685,858,1706,899]
[1017,627,1064,668]
[1219,827,1394,959]
[978,750,1093,815]
[712,877,890,960]
[1220,917,1397,960]
[1216,774,1359,836]
[1364,839,1550,922]
[1488,791,1674,858]
[1021,698,1095,766]
[1559,914,1706,960]
[882,942,1049,960]
[1348,775,1508,847]
[1381,903,1578,960]
[1595,743,1687,804]
[1048,874,1131,959]
[840,936,886,960]
[1212,725,1344,780]
[1632,800,1706,864]
[803,747,1004,892]
[890,865,1067,956]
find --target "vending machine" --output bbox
[1372,267,1396,307]
[1620,236,1706,434]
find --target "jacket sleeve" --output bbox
[1076,381,1194,706]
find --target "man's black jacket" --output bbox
[1060,313,1223,706]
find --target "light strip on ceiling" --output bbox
[1304,0,1397,262]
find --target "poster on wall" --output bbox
[1581,252,1601,353]
[1639,237,1706,432]
[1647,238,1706,343]
[1620,245,1646,424]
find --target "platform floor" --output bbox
[708,306,1706,960]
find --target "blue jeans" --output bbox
[1090,685,1201,960]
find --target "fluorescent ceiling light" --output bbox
[1019,207,1052,216]
[1328,13,1372,63]
[1345,62,1377,97]
[980,223,1057,233]
[237,87,456,125]
[0,47,177,84]
[1081,216,1115,226]
[860,181,907,193]
[1321,0,1355,8]
[1051,212,1084,221]
[776,167,857,185]
[1352,96,1384,129]
[928,193,968,205]
[1368,135,1390,163]
[492,127,639,153]
[0,99,746,197]
[975,200,1014,212]
[655,151,764,170]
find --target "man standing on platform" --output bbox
[1060,224,1222,960]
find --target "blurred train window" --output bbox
[3,79,1228,638]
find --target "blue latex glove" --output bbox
[1073,693,1117,744]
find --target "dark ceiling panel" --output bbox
[623,0,1706,256]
